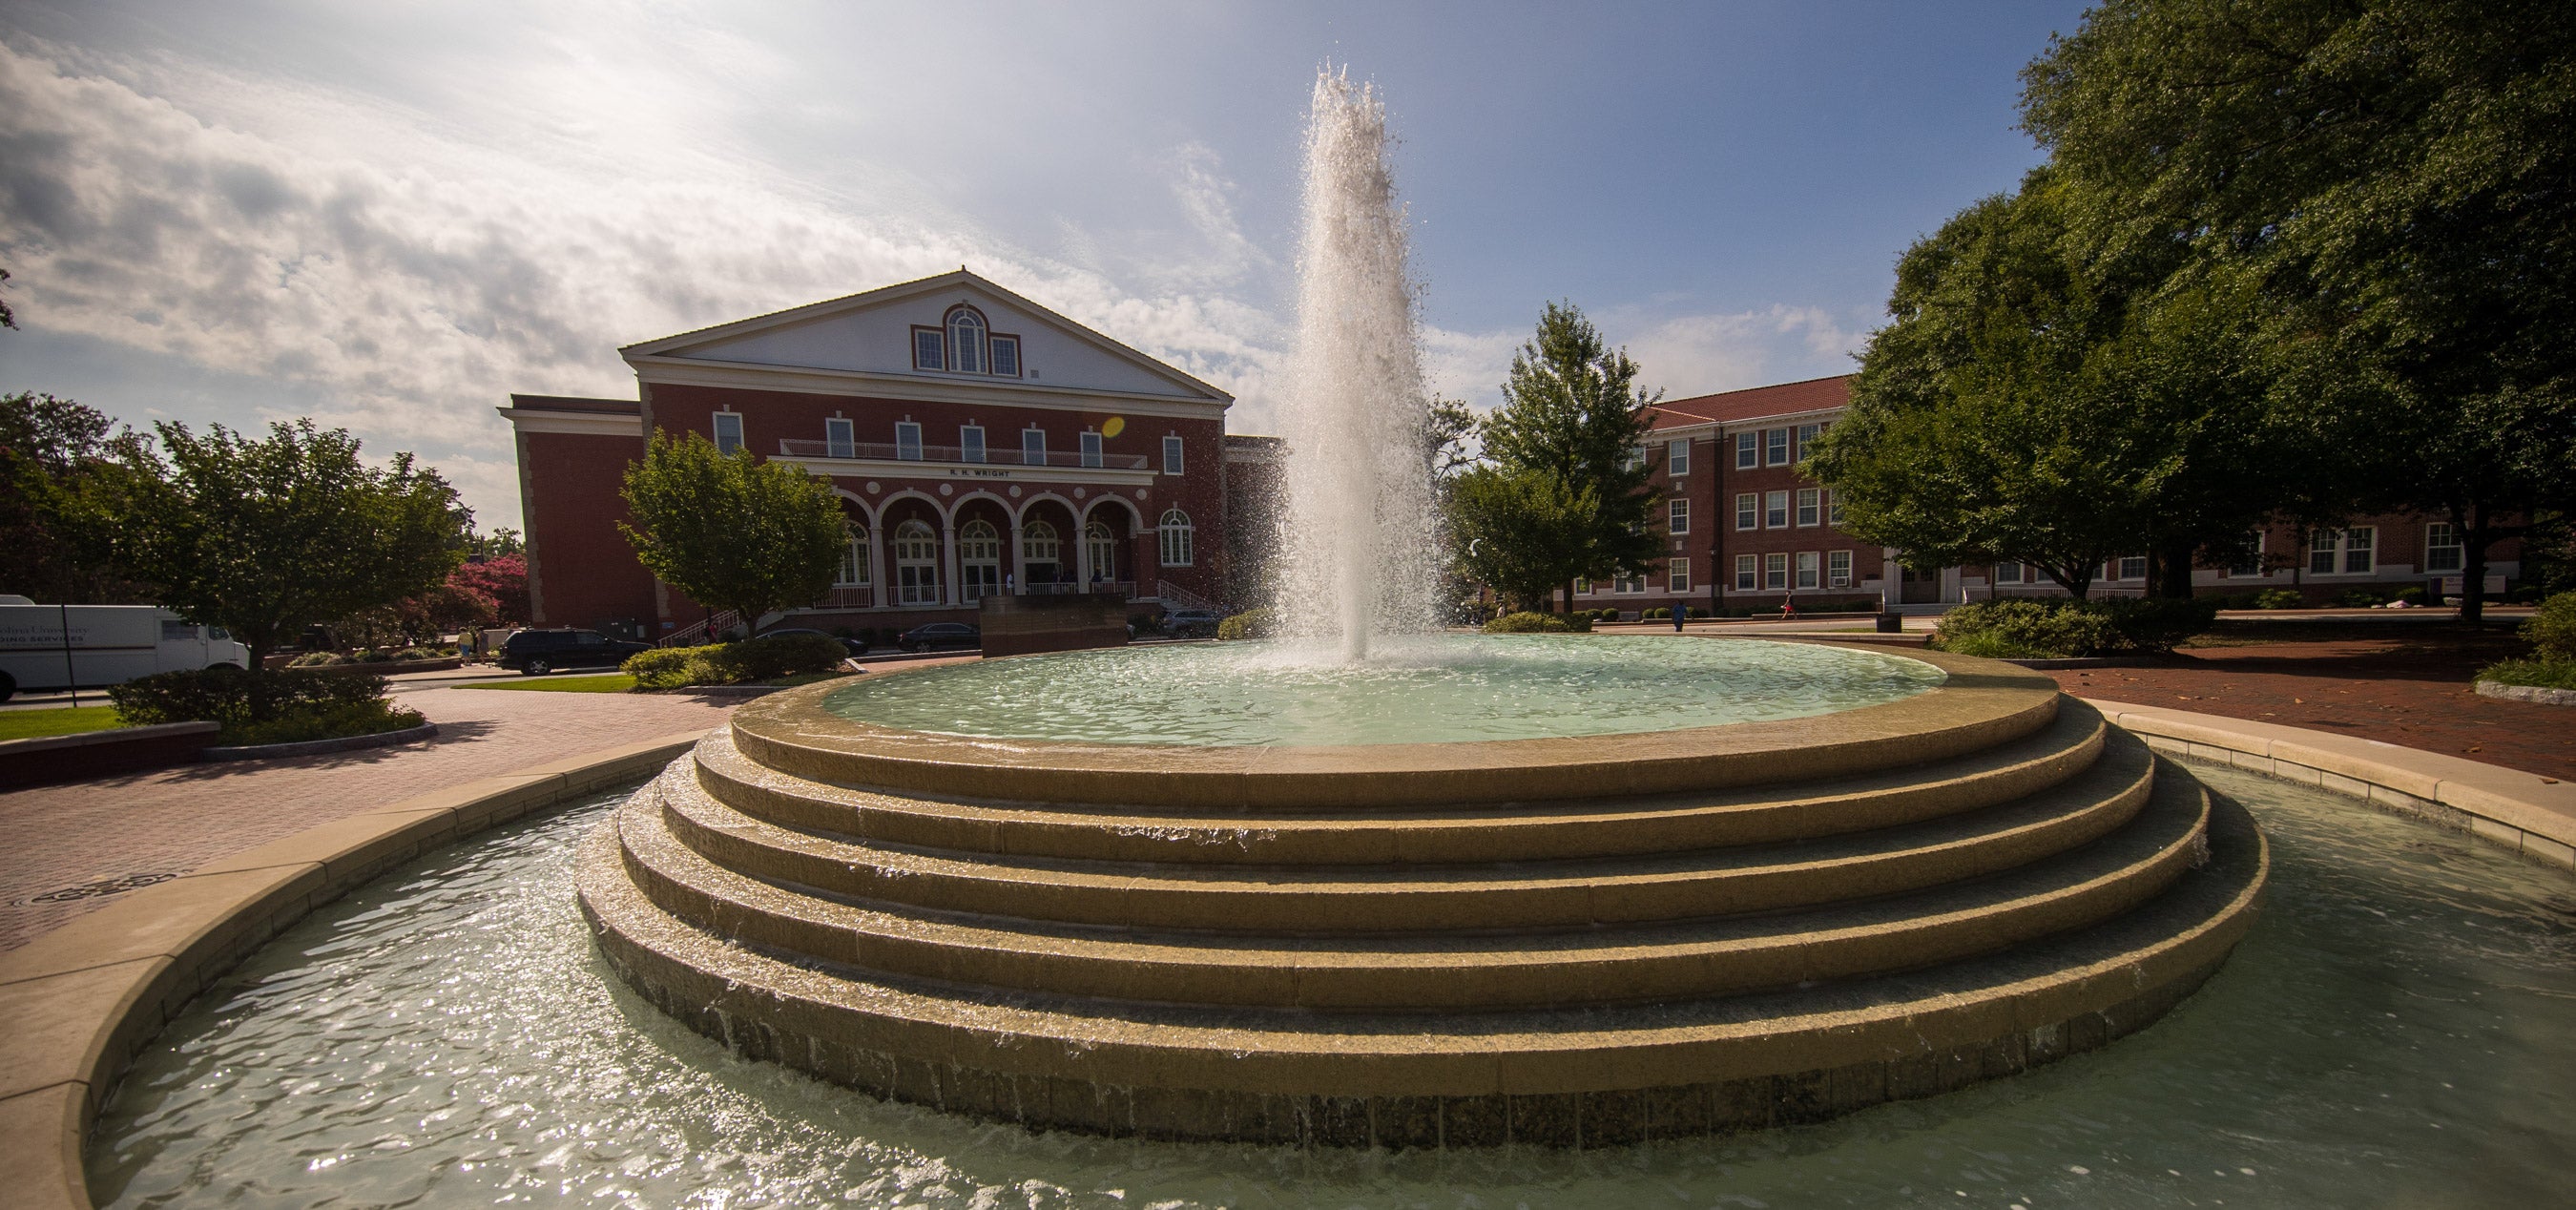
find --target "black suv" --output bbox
[500,628,652,675]
[895,622,981,653]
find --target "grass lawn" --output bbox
[0,705,130,741]
[458,674,636,693]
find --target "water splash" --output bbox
[1274,67,1440,662]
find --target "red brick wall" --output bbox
[519,429,657,630]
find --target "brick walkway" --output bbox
[2050,639,2576,782]
[0,683,737,952]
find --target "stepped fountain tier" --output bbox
[577,637,2268,1147]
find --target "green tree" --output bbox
[0,392,153,602]
[620,430,845,633]
[1478,302,1666,611]
[111,420,467,713]
[2023,0,2576,622]
[1447,467,1601,613]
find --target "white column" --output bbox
[1009,522,1027,595]
[867,523,885,607]
[1074,513,1094,589]
[1881,550,1902,609]
[941,522,960,607]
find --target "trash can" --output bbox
[1875,611,1903,634]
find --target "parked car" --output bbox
[0,596,250,701]
[1163,609,1224,637]
[895,622,981,653]
[758,628,870,658]
[498,628,652,675]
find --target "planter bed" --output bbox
[200,721,440,762]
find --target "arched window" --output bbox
[1157,509,1194,567]
[959,518,1002,601]
[836,524,870,586]
[1022,520,1060,565]
[946,307,987,375]
[1086,520,1117,582]
[894,520,938,605]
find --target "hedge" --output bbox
[108,666,422,744]
[1929,597,2218,659]
[620,631,849,690]
[1216,608,1277,640]
[1483,612,1592,634]
[2523,591,2576,661]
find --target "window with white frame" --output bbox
[2310,528,2376,574]
[1796,552,1820,590]
[1797,423,1820,459]
[1766,428,1791,467]
[958,520,1002,601]
[1735,492,1758,531]
[1085,520,1117,582]
[947,307,987,374]
[894,520,939,604]
[1764,552,1789,590]
[1735,431,1758,469]
[1996,562,2024,584]
[1735,554,1758,591]
[912,328,945,371]
[988,334,1021,377]
[1080,431,1104,469]
[2227,532,2265,577]
[1828,490,1844,527]
[836,527,870,586]
[1613,572,1645,595]
[1669,557,1692,593]
[1668,497,1691,534]
[1021,428,1047,466]
[1574,577,1593,595]
[1667,439,1691,475]
[712,411,743,455]
[1796,488,1821,527]
[1022,520,1060,567]
[1828,550,1853,588]
[1162,436,1185,475]
[895,421,923,461]
[1158,509,1195,566]
[2118,555,2147,581]
[825,417,855,459]
[1623,446,1648,472]
[1765,490,1790,529]
[2424,523,2463,573]
[959,424,986,463]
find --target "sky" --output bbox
[0,1,2091,532]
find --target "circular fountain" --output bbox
[575,636,2266,1146]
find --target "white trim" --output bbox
[776,456,1153,487]
[495,407,641,437]
[617,269,1234,403]
[627,357,1229,417]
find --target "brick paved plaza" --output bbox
[0,682,738,951]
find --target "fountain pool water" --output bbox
[817,636,1944,746]
[88,761,2576,1207]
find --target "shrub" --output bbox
[286,651,345,668]
[2522,591,2576,661]
[1217,608,1278,640]
[2392,586,2427,605]
[350,648,393,662]
[393,645,447,661]
[621,647,711,691]
[1930,597,2216,658]
[1642,607,1668,619]
[219,699,426,747]
[2477,658,2576,691]
[2332,588,2388,608]
[1482,612,1591,634]
[112,667,390,727]
[731,632,851,680]
[2256,589,2305,610]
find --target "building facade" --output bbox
[503,271,1238,639]
[1599,375,2521,615]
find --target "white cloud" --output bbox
[1621,303,1867,399]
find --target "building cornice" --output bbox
[495,407,644,437]
[626,356,1231,420]
[774,456,1158,489]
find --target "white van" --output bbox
[0,596,251,701]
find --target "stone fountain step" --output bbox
[611,761,2207,1011]
[574,788,2267,1145]
[721,658,2066,810]
[688,701,2111,867]
[646,729,2156,934]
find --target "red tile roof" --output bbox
[1649,374,1851,429]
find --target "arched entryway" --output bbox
[1017,497,1081,592]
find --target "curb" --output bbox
[2083,698,2575,870]
[0,728,710,1210]
[0,723,220,790]
[2474,679,2576,707]
[199,721,441,762]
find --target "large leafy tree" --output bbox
[2023,0,2576,622]
[1446,467,1601,613]
[1477,302,1666,611]
[620,430,845,633]
[0,391,153,603]
[1812,175,2294,598]
[111,420,468,712]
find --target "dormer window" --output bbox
[912,304,1021,377]
[947,307,987,374]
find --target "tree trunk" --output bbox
[1561,580,1577,615]
[2458,501,2488,628]
[2151,539,2199,599]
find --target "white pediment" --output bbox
[621,271,1228,404]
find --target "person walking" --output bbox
[1672,603,1687,632]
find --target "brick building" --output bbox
[501,270,1241,639]
[1599,375,2521,615]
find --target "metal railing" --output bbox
[1155,578,1221,613]
[816,586,873,609]
[776,439,1149,470]
[659,610,739,648]
[1025,581,1135,598]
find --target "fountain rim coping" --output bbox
[727,640,2051,806]
[6,699,2568,1204]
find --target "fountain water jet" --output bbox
[1275,69,1440,661]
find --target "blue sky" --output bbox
[0,1,2088,529]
